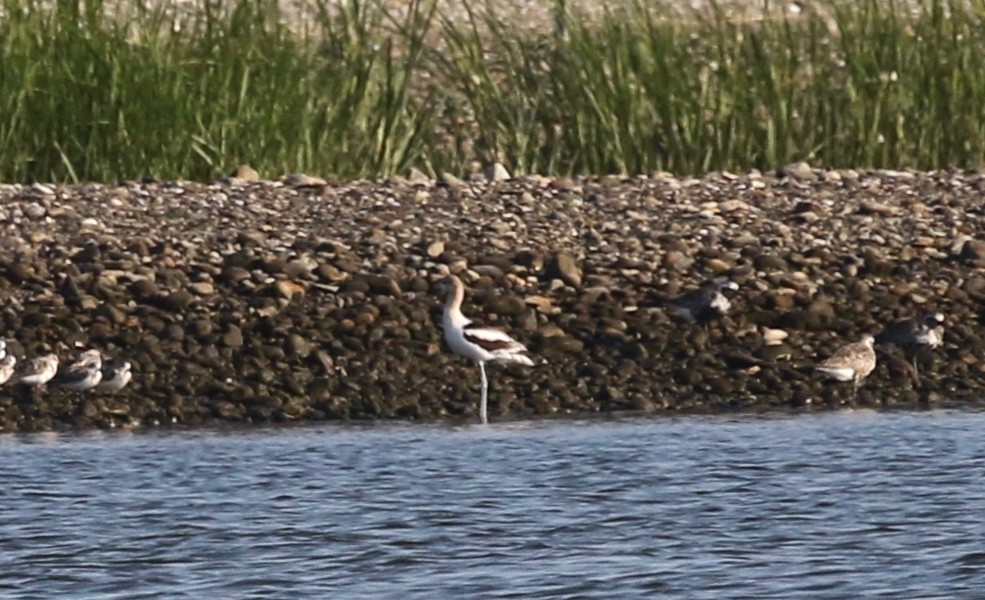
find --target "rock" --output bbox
[284,173,327,188]
[960,239,985,262]
[24,203,47,219]
[782,161,817,181]
[754,254,789,272]
[284,334,311,359]
[426,240,445,258]
[189,282,215,296]
[274,280,305,300]
[548,252,582,287]
[762,327,789,346]
[406,167,431,184]
[155,290,195,312]
[485,162,511,181]
[229,165,260,182]
[438,172,466,188]
[222,325,244,348]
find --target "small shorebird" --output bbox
[97,361,132,393]
[875,312,944,383]
[441,274,536,425]
[0,354,16,385]
[19,354,59,387]
[52,350,103,391]
[816,334,877,398]
[663,280,740,322]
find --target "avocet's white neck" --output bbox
[443,276,471,329]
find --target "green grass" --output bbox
[0,0,983,182]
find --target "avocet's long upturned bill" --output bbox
[816,334,876,398]
[441,275,536,424]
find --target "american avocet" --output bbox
[97,361,132,393]
[0,354,16,385]
[441,274,536,424]
[664,280,739,322]
[52,350,103,391]
[875,312,944,384]
[19,354,59,387]
[816,334,876,398]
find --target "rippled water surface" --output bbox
[2,410,985,598]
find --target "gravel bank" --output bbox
[1,166,984,431]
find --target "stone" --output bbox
[548,252,582,287]
[222,325,244,348]
[230,165,260,182]
[782,161,817,181]
[485,162,511,181]
[284,173,327,187]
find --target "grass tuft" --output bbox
[0,0,983,182]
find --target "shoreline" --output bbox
[1,166,984,432]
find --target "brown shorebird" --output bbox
[440,275,536,425]
[816,334,877,398]
[19,354,59,388]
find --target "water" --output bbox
[2,410,984,599]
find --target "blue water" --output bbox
[2,410,984,598]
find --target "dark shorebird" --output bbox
[19,354,59,388]
[875,312,944,383]
[52,350,103,392]
[97,361,132,393]
[663,280,740,322]
[816,334,877,398]
[441,275,536,425]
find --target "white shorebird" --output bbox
[0,354,16,385]
[663,280,740,322]
[441,274,536,424]
[875,312,944,383]
[52,350,103,391]
[97,361,132,393]
[19,354,59,387]
[816,334,877,397]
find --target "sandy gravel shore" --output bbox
[0,165,983,431]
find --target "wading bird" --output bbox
[19,354,59,388]
[52,350,103,392]
[97,361,132,393]
[875,312,944,384]
[816,334,876,399]
[663,280,740,322]
[441,275,536,424]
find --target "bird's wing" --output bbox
[463,327,528,353]
[820,343,863,367]
[55,366,94,385]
